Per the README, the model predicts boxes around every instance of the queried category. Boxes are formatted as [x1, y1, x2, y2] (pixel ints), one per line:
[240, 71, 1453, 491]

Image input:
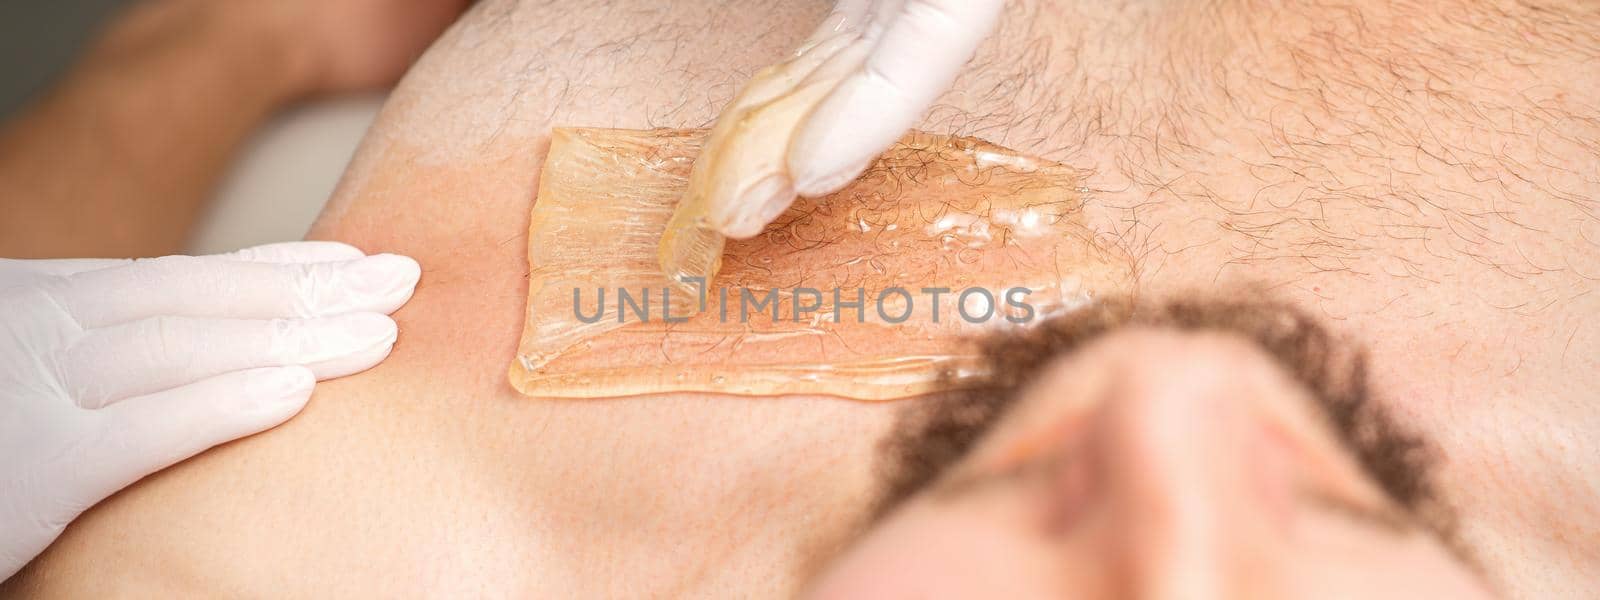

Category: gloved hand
[710, 0, 1005, 237]
[0, 241, 420, 579]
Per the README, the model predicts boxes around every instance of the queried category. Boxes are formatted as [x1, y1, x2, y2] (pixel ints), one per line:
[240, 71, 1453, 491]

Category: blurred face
[804, 299, 1494, 598]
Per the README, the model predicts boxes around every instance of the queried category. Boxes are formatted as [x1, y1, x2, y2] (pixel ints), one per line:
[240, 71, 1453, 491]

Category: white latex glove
[0, 241, 420, 579]
[712, 0, 1005, 237]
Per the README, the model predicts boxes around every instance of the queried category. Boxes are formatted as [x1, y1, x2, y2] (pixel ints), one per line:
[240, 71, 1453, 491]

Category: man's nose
[1072, 337, 1294, 599]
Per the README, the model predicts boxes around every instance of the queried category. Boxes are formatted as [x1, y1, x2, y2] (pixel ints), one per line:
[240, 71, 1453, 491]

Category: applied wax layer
[510, 128, 1133, 400]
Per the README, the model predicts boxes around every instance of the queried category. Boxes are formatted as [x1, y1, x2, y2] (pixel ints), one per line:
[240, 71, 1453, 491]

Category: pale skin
[5, 0, 1598, 597]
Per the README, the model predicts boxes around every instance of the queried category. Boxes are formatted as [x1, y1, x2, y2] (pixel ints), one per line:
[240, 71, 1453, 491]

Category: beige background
[1, 0, 380, 257]
[185, 98, 383, 255]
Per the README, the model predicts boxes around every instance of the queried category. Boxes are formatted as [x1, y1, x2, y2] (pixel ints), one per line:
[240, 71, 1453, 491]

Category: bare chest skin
[13, 1, 1596, 598]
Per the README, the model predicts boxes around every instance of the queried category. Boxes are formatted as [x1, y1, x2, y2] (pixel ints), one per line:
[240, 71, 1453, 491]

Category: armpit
[509, 128, 1134, 400]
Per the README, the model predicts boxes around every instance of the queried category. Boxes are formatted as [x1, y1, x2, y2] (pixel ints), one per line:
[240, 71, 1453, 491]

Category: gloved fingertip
[302, 313, 399, 380]
[344, 254, 422, 313]
[793, 158, 873, 198]
[789, 114, 877, 198]
[230, 241, 366, 264]
[720, 175, 797, 239]
[246, 366, 315, 411]
[344, 312, 400, 348]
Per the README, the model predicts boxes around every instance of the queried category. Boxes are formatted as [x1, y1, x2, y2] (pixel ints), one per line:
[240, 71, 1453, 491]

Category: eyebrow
[881, 332, 1319, 507]
[920, 435, 1420, 536]
[1301, 489, 1415, 535]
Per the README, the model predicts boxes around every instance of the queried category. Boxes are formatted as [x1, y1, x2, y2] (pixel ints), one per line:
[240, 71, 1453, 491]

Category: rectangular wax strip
[510, 128, 1133, 400]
